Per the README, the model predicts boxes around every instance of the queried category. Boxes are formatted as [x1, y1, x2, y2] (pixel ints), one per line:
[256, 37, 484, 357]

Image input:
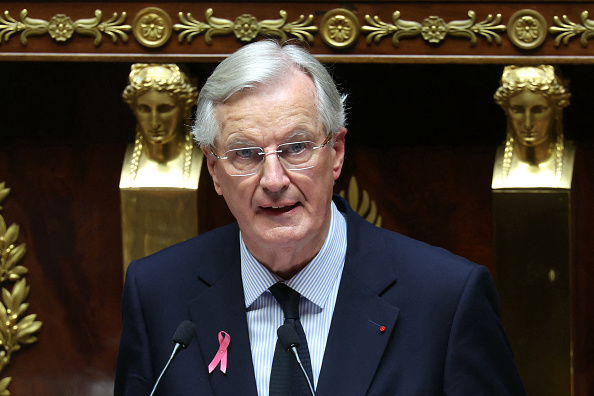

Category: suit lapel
[187, 230, 259, 396]
[316, 196, 400, 395]
[316, 272, 399, 395]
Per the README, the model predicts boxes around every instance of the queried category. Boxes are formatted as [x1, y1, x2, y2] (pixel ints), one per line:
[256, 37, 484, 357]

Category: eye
[137, 104, 150, 113]
[286, 142, 307, 154]
[531, 105, 548, 114]
[509, 106, 523, 114]
[235, 148, 257, 159]
[157, 104, 176, 113]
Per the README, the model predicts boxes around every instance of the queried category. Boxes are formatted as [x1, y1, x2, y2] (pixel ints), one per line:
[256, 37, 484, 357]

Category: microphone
[277, 324, 316, 396]
[149, 320, 197, 396]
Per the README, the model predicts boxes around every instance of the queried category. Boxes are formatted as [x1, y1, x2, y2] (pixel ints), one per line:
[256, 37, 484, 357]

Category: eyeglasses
[210, 135, 332, 177]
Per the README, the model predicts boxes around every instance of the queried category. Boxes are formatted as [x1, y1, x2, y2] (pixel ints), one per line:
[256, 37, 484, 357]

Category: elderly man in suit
[115, 40, 525, 396]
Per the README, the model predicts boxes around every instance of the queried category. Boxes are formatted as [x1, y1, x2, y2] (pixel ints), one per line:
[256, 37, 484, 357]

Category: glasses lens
[224, 147, 263, 175]
[217, 139, 327, 176]
[278, 141, 317, 169]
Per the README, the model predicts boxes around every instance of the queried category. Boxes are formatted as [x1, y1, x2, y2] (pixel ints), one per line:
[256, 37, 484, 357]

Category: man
[115, 40, 525, 395]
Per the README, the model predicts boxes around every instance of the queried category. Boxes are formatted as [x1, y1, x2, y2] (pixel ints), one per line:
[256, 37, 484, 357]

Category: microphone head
[277, 323, 300, 351]
[172, 320, 197, 349]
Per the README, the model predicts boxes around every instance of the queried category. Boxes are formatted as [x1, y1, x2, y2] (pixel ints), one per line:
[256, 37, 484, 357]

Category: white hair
[192, 40, 347, 146]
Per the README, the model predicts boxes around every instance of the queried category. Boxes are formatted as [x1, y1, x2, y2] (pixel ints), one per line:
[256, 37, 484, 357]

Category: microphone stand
[287, 345, 316, 396]
[149, 343, 183, 396]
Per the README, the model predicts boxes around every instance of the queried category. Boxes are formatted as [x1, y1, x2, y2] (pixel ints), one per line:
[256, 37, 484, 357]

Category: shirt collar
[241, 200, 347, 309]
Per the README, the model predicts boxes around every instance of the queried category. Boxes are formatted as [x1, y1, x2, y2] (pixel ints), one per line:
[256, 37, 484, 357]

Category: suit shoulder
[349, 217, 484, 295]
[125, 222, 239, 285]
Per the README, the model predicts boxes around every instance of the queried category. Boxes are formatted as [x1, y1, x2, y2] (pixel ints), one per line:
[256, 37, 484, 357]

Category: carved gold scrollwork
[0, 9, 130, 46]
[174, 9, 317, 45]
[320, 8, 360, 49]
[362, 10, 505, 47]
[132, 7, 172, 48]
[362, 12, 420, 47]
[0, 182, 42, 394]
[338, 176, 382, 228]
[550, 11, 594, 47]
[507, 9, 547, 50]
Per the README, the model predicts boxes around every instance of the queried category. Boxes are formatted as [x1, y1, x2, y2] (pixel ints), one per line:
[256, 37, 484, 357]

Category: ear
[201, 144, 223, 196]
[332, 128, 347, 181]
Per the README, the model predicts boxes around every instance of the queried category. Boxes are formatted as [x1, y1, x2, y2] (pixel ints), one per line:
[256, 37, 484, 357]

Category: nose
[524, 110, 534, 130]
[151, 110, 160, 129]
[259, 152, 290, 192]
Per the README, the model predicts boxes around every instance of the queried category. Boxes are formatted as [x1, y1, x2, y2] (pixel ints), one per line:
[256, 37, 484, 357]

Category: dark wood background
[1, 1, 594, 395]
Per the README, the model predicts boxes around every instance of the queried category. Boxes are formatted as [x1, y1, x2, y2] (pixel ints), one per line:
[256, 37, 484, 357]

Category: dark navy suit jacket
[115, 195, 525, 395]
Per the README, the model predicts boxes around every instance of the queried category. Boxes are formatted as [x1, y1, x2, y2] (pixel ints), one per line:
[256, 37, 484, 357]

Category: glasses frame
[210, 134, 333, 177]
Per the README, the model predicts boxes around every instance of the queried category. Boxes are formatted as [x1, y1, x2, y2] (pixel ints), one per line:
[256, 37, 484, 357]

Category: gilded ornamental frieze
[133, 7, 172, 48]
[2, 4, 594, 60]
[0, 9, 130, 46]
[362, 11, 506, 47]
[550, 11, 594, 48]
[320, 8, 360, 49]
[507, 9, 547, 50]
[174, 9, 317, 45]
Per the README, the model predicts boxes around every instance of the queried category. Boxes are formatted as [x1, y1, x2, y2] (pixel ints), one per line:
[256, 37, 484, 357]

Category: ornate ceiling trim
[1, 4, 594, 63]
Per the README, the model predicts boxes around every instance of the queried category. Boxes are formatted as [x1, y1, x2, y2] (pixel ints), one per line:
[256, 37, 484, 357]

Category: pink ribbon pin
[208, 331, 230, 374]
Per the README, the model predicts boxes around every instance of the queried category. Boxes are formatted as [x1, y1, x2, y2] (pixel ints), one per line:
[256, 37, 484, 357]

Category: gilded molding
[338, 176, 382, 228]
[362, 10, 505, 47]
[0, 182, 42, 394]
[132, 7, 172, 48]
[507, 9, 547, 50]
[0, 9, 130, 46]
[550, 11, 594, 48]
[174, 9, 317, 45]
[320, 8, 360, 49]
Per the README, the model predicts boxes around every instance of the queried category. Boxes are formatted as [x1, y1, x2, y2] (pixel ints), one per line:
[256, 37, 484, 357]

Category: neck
[514, 138, 554, 166]
[246, 217, 331, 280]
[262, 249, 318, 280]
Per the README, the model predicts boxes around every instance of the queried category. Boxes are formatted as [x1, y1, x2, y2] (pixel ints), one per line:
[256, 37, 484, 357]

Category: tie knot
[269, 282, 301, 320]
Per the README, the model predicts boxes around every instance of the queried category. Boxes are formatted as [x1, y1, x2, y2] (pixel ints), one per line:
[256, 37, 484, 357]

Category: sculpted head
[123, 64, 198, 146]
[494, 65, 570, 149]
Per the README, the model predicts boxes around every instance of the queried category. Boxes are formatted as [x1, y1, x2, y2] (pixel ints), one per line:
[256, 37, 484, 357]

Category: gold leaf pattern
[338, 176, 382, 228]
[0, 9, 130, 46]
[0, 183, 41, 393]
[174, 9, 316, 45]
[362, 10, 505, 47]
[550, 11, 594, 48]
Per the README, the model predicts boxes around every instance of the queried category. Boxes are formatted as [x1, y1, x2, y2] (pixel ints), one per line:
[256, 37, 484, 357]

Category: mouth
[260, 202, 300, 214]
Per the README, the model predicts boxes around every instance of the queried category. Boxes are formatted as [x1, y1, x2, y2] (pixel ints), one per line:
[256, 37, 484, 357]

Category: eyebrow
[282, 129, 316, 143]
[223, 136, 259, 150]
[221, 128, 319, 150]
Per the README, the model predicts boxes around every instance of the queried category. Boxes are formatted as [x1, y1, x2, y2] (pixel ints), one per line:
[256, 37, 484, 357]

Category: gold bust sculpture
[120, 63, 201, 188]
[492, 65, 575, 189]
[119, 64, 203, 273]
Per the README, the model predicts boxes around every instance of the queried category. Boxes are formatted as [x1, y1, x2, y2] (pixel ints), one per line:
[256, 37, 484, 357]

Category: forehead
[136, 90, 177, 105]
[509, 90, 549, 106]
[214, 70, 321, 146]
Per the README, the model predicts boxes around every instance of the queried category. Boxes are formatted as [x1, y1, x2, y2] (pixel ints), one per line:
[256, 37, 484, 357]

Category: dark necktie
[269, 282, 314, 396]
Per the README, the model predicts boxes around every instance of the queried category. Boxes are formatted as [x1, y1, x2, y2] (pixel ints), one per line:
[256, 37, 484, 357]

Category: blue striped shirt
[241, 201, 347, 396]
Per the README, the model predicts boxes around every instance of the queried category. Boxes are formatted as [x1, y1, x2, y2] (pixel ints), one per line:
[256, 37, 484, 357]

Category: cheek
[509, 114, 522, 127]
[535, 116, 551, 131]
[137, 114, 150, 128]
[164, 117, 177, 133]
